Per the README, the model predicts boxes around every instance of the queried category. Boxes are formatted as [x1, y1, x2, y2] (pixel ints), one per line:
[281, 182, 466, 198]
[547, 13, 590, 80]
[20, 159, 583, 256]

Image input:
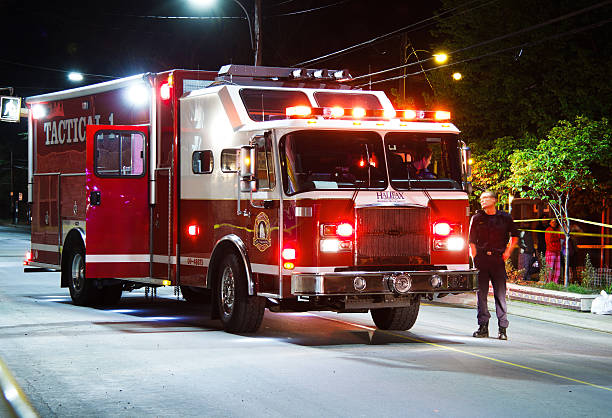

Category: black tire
[102, 282, 123, 306]
[217, 253, 265, 333]
[370, 297, 420, 330]
[180, 286, 211, 304]
[66, 242, 102, 306]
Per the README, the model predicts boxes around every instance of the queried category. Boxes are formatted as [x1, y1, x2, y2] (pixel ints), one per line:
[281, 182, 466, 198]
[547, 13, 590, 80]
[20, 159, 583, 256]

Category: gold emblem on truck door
[253, 212, 271, 251]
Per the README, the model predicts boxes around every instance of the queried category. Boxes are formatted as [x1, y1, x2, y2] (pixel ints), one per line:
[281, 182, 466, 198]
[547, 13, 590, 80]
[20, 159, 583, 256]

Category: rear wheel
[217, 253, 265, 333]
[370, 297, 420, 330]
[66, 243, 102, 306]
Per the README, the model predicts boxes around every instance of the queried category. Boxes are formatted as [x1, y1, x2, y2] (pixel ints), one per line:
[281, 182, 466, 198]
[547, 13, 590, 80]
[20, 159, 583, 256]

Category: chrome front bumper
[291, 269, 478, 296]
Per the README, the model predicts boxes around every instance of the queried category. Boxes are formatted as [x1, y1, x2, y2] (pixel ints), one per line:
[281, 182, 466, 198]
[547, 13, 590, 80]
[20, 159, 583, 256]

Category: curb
[504, 283, 597, 311]
[0, 357, 38, 418]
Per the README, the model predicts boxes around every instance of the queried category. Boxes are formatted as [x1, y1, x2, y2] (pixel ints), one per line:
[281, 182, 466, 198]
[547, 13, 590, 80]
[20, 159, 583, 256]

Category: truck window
[192, 150, 213, 174]
[221, 149, 238, 172]
[280, 130, 387, 195]
[255, 135, 275, 190]
[385, 133, 462, 190]
[313, 92, 382, 109]
[240, 88, 310, 121]
[94, 131, 145, 177]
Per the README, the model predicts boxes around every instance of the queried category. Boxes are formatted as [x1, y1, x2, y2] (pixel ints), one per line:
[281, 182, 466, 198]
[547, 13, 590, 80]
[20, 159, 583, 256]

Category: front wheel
[217, 253, 265, 333]
[370, 297, 420, 330]
[66, 243, 102, 306]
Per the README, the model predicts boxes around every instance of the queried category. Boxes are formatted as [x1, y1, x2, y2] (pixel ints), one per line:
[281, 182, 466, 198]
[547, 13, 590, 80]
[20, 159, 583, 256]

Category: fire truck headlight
[336, 223, 353, 237]
[430, 274, 443, 288]
[320, 239, 341, 252]
[433, 222, 451, 236]
[353, 277, 367, 291]
[389, 274, 412, 294]
[447, 237, 465, 251]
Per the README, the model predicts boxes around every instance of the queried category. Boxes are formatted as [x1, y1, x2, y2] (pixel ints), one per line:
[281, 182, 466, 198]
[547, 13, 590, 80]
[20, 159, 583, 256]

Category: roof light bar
[286, 106, 312, 117]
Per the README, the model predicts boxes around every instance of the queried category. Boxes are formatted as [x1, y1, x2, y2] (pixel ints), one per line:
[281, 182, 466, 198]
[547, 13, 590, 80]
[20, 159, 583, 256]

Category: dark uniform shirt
[469, 209, 519, 254]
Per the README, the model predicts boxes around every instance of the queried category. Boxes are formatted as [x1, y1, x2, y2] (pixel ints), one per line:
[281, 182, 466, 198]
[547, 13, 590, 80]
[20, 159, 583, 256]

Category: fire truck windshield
[385, 133, 463, 190]
[280, 131, 387, 195]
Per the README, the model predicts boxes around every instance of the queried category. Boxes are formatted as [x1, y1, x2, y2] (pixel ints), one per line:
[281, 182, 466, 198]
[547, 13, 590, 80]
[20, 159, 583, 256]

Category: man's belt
[478, 248, 503, 256]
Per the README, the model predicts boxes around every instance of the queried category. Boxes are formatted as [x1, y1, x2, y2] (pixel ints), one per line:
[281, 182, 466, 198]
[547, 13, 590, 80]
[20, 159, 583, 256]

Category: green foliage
[538, 252, 550, 283]
[471, 135, 538, 194]
[541, 282, 561, 291]
[566, 284, 594, 294]
[581, 253, 596, 288]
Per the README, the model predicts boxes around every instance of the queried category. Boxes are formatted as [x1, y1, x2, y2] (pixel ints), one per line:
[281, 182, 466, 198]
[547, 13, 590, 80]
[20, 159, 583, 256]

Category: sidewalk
[436, 291, 612, 334]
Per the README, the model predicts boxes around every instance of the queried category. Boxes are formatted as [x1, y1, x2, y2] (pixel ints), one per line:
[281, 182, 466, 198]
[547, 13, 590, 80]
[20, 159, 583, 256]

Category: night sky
[2, 0, 440, 98]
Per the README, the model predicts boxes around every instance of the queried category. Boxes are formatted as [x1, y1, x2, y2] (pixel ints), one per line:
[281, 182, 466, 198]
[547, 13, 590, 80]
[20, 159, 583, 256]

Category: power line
[350, 0, 612, 85]
[293, 0, 498, 67]
[268, 0, 350, 17]
[0, 58, 115, 80]
[355, 17, 612, 88]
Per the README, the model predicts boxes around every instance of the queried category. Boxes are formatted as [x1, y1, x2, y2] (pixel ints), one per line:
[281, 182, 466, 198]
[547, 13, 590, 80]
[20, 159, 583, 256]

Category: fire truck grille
[355, 206, 430, 265]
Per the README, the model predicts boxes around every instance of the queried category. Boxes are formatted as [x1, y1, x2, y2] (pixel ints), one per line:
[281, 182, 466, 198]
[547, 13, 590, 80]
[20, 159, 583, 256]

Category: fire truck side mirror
[460, 141, 473, 194]
[239, 146, 255, 179]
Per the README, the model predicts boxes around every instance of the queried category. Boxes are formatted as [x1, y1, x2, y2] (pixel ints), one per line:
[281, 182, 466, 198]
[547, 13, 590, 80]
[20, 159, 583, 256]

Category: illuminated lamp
[291, 68, 308, 78]
[127, 84, 149, 105]
[336, 223, 353, 237]
[383, 109, 396, 119]
[433, 222, 451, 236]
[333, 69, 350, 80]
[283, 262, 295, 270]
[286, 106, 312, 117]
[448, 237, 465, 251]
[403, 110, 417, 120]
[352, 107, 366, 118]
[329, 107, 344, 118]
[281, 247, 296, 261]
[23, 251, 32, 265]
[187, 224, 200, 236]
[313, 69, 328, 79]
[320, 238, 341, 253]
[358, 159, 366, 167]
[435, 111, 451, 121]
[160, 83, 171, 100]
[31, 104, 47, 119]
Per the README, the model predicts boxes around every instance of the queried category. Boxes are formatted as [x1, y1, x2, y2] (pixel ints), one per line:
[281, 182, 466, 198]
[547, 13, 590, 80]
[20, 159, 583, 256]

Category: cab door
[85, 125, 149, 278]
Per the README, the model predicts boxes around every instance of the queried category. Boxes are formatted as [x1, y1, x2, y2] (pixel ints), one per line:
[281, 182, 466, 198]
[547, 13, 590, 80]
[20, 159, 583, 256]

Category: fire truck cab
[25, 65, 477, 333]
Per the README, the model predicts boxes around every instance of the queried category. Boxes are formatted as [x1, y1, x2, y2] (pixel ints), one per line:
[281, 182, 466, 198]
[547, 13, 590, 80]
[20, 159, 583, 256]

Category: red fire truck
[24, 65, 477, 333]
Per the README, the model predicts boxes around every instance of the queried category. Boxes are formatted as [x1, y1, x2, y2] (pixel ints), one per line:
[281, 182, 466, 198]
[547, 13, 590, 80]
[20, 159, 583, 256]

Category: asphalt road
[1, 225, 611, 417]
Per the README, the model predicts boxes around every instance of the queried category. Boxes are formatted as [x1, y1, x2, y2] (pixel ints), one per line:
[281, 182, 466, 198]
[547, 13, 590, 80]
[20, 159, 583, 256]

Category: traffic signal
[0, 96, 21, 122]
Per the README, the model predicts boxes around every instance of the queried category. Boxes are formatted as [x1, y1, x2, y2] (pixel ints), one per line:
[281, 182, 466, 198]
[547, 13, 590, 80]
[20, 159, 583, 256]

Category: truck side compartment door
[85, 125, 149, 278]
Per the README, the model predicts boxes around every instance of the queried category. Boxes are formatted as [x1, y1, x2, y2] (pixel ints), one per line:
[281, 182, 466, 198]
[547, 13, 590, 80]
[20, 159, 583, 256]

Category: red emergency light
[160, 74, 174, 101]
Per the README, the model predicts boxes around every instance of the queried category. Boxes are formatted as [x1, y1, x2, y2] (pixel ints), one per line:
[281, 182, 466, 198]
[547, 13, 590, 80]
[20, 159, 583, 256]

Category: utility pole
[254, 0, 262, 65]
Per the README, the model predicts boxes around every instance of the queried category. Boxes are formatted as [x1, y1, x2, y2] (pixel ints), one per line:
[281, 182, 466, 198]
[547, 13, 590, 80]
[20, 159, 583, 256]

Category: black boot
[498, 327, 508, 340]
[472, 324, 488, 338]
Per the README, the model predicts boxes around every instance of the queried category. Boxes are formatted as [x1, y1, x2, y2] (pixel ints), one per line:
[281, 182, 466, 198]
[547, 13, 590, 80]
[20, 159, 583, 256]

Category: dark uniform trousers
[474, 252, 509, 328]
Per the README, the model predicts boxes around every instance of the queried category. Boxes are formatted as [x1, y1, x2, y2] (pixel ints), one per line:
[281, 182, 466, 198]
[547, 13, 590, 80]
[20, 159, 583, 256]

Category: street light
[402, 45, 448, 102]
[189, 0, 260, 65]
[68, 72, 84, 82]
[452, 72, 463, 81]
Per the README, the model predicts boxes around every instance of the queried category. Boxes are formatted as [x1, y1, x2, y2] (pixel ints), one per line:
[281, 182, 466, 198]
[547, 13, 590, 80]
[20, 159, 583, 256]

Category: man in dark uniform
[469, 191, 519, 340]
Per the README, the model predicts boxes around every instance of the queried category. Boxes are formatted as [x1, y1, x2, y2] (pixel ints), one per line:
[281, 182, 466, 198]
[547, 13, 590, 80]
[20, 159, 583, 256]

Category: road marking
[313, 314, 612, 393]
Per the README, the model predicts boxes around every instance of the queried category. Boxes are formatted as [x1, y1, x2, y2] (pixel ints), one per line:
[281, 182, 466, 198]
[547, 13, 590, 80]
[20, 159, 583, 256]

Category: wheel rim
[220, 265, 235, 316]
[71, 253, 85, 292]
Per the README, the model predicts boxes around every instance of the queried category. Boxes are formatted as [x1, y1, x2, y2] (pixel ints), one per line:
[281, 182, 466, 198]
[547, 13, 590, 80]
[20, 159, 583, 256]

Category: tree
[470, 135, 538, 201]
[427, 0, 612, 150]
[507, 116, 612, 286]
